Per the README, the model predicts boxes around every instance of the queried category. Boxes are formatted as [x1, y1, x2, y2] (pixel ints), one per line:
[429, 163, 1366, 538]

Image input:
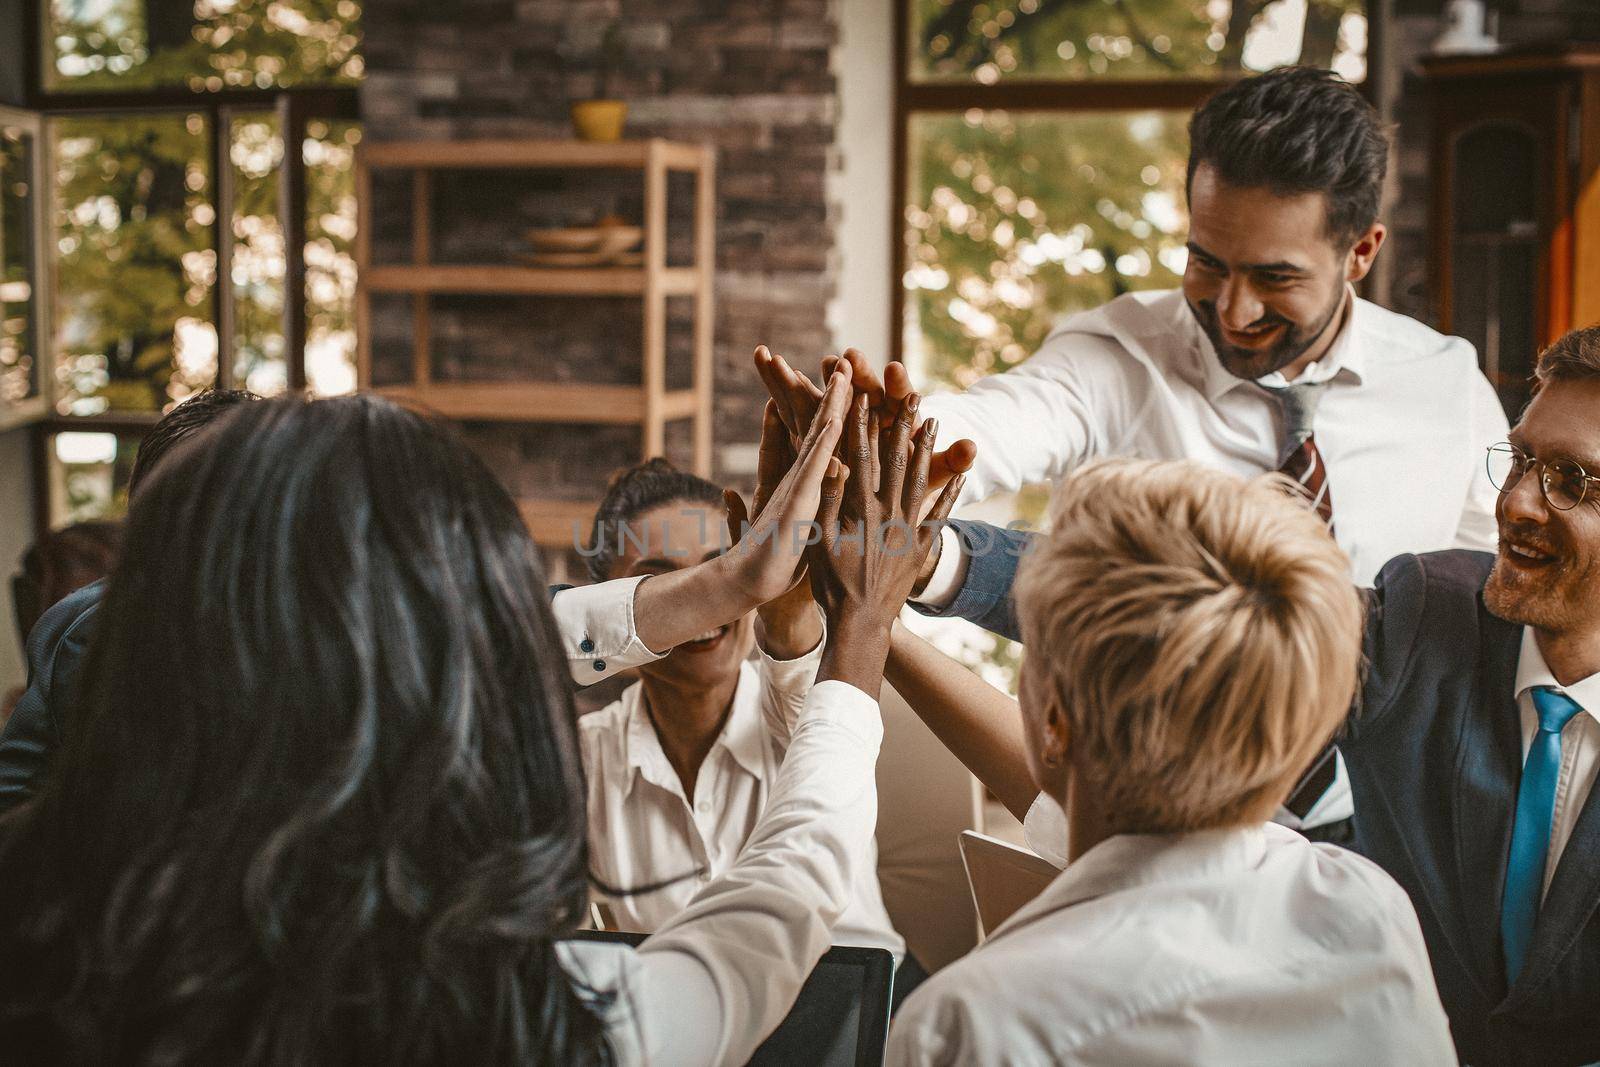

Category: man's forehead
[1515, 379, 1600, 468]
[1187, 165, 1333, 263]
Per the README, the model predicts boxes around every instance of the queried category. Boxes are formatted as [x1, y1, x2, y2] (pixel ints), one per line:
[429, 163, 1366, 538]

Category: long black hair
[0, 394, 610, 1065]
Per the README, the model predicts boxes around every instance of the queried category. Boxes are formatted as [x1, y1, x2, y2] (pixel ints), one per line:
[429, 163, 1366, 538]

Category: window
[44, 0, 362, 92]
[908, 0, 1366, 84]
[9, 0, 361, 531]
[894, 0, 1372, 684]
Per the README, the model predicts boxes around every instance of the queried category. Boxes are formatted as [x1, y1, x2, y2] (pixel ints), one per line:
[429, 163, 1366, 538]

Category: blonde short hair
[1016, 459, 1363, 835]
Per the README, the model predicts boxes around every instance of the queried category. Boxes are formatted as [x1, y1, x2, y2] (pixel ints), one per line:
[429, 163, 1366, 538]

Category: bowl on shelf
[521, 222, 643, 267]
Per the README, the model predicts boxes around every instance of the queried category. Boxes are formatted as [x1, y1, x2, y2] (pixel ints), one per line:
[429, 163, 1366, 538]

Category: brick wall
[361, 0, 841, 576]
[1383, 0, 1600, 324]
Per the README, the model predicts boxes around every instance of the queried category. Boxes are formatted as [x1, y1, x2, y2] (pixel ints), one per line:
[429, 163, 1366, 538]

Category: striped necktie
[1263, 380, 1335, 527]
[1501, 686, 1586, 983]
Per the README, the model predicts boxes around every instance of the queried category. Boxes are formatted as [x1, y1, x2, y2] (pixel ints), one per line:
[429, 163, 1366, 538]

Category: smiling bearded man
[808, 66, 1509, 846]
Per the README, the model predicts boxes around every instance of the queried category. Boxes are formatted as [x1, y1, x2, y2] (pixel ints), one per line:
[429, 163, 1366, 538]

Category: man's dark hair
[1187, 66, 1389, 247]
[127, 388, 259, 496]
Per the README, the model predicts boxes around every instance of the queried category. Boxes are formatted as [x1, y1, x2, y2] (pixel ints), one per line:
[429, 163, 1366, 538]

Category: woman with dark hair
[578, 415, 903, 962]
[0, 380, 955, 1064]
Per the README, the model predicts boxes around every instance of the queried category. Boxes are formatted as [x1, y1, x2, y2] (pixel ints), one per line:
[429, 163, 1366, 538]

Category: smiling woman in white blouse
[576, 449, 904, 965]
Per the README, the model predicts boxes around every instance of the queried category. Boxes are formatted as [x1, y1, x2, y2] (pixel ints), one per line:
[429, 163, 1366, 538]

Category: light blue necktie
[1501, 686, 1585, 983]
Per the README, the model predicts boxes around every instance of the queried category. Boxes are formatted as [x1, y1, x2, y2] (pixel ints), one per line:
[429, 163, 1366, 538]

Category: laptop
[958, 829, 1060, 939]
[565, 930, 894, 1066]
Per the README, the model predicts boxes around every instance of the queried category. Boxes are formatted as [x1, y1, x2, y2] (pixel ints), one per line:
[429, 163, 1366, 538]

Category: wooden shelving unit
[355, 138, 716, 547]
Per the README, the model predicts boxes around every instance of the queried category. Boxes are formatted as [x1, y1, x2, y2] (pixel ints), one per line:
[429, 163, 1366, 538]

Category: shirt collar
[1513, 628, 1600, 726]
[993, 822, 1275, 940]
[1194, 284, 1365, 403]
[619, 660, 769, 798]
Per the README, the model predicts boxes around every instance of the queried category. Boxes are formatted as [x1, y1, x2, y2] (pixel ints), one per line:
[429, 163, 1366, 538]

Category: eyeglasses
[1486, 442, 1600, 512]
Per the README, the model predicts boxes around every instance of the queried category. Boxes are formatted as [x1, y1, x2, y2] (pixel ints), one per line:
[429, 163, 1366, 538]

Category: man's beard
[1190, 286, 1345, 382]
[1484, 522, 1593, 633]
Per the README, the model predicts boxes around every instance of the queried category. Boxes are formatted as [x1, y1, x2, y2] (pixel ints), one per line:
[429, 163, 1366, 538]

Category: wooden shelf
[519, 498, 596, 548]
[364, 264, 701, 297]
[361, 138, 709, 172]
[375, 382, 700, 423]
[355, 136, 717, 506]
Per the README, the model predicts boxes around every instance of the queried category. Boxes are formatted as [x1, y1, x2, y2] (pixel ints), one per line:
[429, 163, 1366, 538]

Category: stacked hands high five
[729, 350, 965, 697]
[631, 349, 966, 694]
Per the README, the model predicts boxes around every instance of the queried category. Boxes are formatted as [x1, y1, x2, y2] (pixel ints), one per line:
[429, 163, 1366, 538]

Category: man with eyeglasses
[1288, 326, 1600, 1064]
[862, 324, 1600, 1064]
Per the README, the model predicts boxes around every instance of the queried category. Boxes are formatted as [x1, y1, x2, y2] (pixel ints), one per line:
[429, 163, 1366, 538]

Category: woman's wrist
[756, 600, 823, 660]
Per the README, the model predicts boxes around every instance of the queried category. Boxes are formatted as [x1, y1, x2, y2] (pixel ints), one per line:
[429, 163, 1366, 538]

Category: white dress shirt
[920, 287, 1506, 586]
[560, 679, 885, 1065]
[1514, 629, 1600, 899]
[888, 821, 1455, 1066]
[581, 650, 904, 957]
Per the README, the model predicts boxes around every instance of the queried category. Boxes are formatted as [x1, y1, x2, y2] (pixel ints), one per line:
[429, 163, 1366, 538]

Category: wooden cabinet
[1425, 45, 1600, 418]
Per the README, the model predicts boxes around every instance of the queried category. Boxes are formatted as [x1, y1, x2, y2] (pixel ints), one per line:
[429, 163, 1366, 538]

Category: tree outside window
[16, 0, 361, 526]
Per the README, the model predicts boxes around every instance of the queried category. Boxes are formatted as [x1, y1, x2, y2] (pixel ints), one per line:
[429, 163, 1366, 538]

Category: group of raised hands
[633, 347, 975, 697]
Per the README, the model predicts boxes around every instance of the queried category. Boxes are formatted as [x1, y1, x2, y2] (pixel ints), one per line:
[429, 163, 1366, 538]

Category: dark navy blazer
[915, 522, 1600, 1066]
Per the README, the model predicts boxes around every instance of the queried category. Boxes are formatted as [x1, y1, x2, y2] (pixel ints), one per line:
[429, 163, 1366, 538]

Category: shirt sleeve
[549, 576, 667, 685]
[560, 680, 883, 1065]
[755, 616, 825, 754]
[0, 584, 103, 814]
[1452, 360, 1509, 553]
[920, 330, 1140, 506]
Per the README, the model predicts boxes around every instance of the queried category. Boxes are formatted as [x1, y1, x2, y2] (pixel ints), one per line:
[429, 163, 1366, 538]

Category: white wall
[830, 0, 894, 368]
[0, 426, 34, 693]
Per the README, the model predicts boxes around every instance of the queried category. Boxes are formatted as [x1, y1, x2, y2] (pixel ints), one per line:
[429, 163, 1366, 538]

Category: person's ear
[1345, 222, 1387, 283]
[1036, 692, 1072, 796]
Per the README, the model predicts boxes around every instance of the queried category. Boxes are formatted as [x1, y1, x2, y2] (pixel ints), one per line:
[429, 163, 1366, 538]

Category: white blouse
[581, 650, 903, 957]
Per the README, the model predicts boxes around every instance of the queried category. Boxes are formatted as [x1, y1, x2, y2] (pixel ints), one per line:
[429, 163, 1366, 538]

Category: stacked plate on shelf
[518, 219, 644, 267]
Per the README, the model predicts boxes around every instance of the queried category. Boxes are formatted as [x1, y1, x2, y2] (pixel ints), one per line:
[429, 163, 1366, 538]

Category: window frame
[13, 0, 360, 537]
[888, 2, 1384, 365]
[0, 104, 50, 435]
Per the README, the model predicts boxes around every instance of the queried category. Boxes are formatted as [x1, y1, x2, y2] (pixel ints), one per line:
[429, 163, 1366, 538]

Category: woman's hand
[726, 401, 824, 660]
[632, 369, 850, 655]
[808, 391, 963, 697]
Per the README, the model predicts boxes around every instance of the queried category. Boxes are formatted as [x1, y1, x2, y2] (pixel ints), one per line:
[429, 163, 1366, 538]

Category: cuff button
[593, 660, 606, 672]
[579, 637, 596, 653]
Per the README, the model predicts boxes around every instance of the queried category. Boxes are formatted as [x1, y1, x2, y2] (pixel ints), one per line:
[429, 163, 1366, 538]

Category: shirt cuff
[798, 680, 884, 750]
[1021, 791, 1069, 870]
[1271, 751, 1354, 831]
[910, 524, 969, 610]
[550, 576, 667, 685]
